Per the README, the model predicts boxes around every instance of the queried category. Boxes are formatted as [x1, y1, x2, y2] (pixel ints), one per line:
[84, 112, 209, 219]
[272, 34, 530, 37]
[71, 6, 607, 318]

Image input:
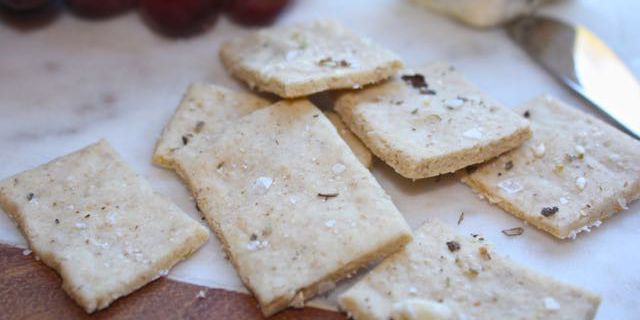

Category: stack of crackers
[1, 19, 638, 319]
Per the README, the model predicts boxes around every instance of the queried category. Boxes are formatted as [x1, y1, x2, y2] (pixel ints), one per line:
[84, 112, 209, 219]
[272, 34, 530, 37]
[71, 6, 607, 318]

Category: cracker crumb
[543, 296, 560, 311]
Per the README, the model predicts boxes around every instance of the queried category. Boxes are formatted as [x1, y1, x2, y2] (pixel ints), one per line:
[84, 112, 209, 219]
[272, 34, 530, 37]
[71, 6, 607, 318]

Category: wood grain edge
[0, 244, 346, 320]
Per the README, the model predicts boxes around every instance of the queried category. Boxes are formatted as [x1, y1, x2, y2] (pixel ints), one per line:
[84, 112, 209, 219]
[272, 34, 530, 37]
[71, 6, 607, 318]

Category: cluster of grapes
[1, 0, 291, 36]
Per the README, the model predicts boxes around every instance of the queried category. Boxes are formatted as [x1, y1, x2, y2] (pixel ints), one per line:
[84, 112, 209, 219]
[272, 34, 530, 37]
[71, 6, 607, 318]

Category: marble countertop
[1, 0, 638, 318]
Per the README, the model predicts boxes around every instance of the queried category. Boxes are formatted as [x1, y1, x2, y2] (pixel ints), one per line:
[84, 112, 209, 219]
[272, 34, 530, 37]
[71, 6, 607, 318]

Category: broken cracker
[153, 83, 270, 168]
[325, 111, 374, 168]
[335, 62, 531, 179]
[462, 96, 640, 239]
[220, 19, 403, 98]
[339, 219, 600, 320]
[0, 140, 209, 313]
[174, 99, 412, 316]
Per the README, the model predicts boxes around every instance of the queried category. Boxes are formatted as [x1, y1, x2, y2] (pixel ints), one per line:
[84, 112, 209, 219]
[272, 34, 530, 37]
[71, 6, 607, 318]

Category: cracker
[219, 19, 403, 98]
[339, 219, 601, 320]
[153, 83, 270, 168]
[325, 111, 374, 168]
[411, 0, 555, 28]
[462, 96, 640, 239]
[174, 99, 412, 316]
[335, 62, 531, 179]
[0, 140, 209, 313]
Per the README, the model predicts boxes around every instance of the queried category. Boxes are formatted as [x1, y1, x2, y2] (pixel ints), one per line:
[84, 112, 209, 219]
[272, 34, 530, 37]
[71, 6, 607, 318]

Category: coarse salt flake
[253, 176, 273, 194]
[532, 143, 546, 157]
[332, 163, 346, 174]
[575, 177, 586, 191]
[247, 240, 269, 251]
[325, 219, 337, 228]
[543, 297, 560, 311]
[445, 98, 465, 109]
[497, 180, 523, 194]
[463, 128, 483, 139]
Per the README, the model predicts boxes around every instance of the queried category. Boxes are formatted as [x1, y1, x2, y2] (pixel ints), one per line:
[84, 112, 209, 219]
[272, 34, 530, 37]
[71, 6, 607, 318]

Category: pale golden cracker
[175, 100, 412, 316]
[340, 219, 600, 320]
[335, 62, 531, 179]
[462, 96, 640, 239]
[220, 20, 403, 98]
[0, 140, 209, 313]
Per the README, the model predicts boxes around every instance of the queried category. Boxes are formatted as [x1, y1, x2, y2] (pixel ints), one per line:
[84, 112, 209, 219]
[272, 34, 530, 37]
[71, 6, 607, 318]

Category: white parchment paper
[0, 0, 638, 318]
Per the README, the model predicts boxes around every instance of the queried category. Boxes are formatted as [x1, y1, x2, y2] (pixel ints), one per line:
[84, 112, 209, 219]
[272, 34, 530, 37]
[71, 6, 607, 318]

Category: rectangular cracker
[0, 140, 209, 313]
[325, 111, 374, 168]
[219, 19, 403, 98]
[462, 96, 640, 239]
[335, 62, 531, 179]
[339, 219, 600, 320]
[153, 83, 270, 168]
[411, 0, 555, 28]
[174, 99, 412, 316]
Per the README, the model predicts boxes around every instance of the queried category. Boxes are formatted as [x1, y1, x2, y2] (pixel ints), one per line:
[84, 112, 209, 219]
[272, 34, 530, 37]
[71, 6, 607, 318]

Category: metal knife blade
[508, 16, 640, 139]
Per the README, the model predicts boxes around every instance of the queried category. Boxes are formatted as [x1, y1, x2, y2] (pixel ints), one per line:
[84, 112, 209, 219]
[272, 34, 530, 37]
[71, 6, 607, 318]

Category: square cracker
[0, 140, 209, 313]
[174, 99, 412, 316]
[335, 62, 531, 179]
[325, 111, 374, 168]
[339, 219, 600, 320]
[153, 83, 270, 169]
[219, 19, 403, 98]
[462, 96, 640, 239]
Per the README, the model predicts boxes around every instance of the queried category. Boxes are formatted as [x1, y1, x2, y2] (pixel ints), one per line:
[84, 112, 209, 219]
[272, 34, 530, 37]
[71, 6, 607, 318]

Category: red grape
[1, 0, 50, 11]
[227, 0, 290, 26]
[66, 0, 136, 17]
[140, 0, 218, 36]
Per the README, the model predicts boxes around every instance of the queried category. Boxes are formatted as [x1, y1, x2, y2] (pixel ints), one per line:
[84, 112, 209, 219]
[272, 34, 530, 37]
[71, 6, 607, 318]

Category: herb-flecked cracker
[335, 62, 531, 179]
[462, 96, 640, 239]
[219, 20, 403, 98]
[175, 100, 412, 316]
[0, 140, 209, 313]
[339, 219, 600, 320]
[325, 111, 374, 168]
[153, 83, 270, 169]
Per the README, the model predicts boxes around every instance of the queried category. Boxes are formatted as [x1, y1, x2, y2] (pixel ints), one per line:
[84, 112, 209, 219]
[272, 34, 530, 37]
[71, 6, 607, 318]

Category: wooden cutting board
[0, 244, 345, 319]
